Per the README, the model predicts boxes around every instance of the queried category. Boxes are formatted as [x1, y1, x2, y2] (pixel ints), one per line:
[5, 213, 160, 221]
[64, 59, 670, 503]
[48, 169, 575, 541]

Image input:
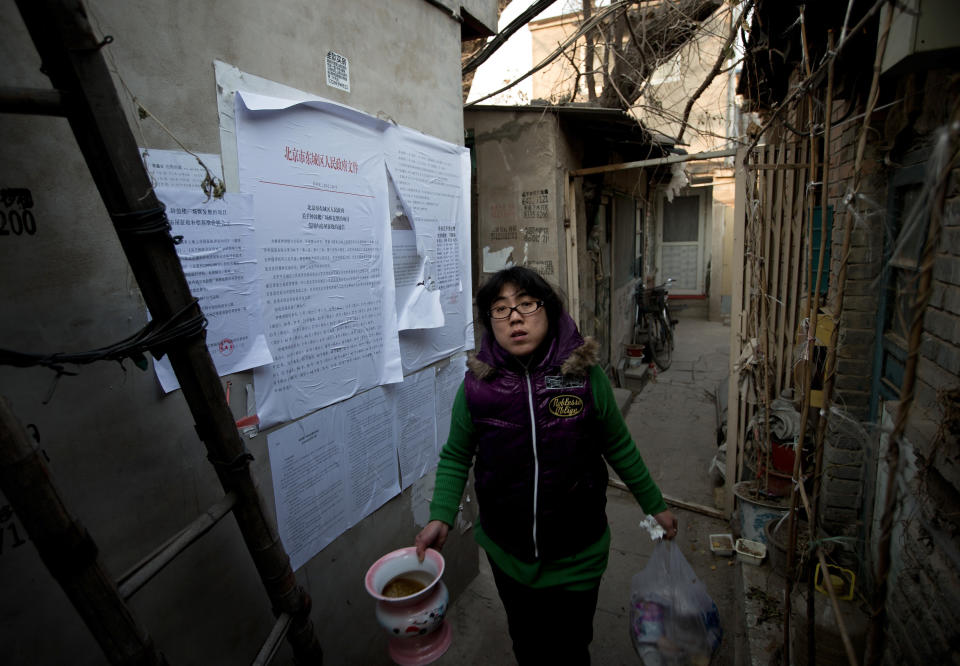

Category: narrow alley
[3, 1, 958, 664]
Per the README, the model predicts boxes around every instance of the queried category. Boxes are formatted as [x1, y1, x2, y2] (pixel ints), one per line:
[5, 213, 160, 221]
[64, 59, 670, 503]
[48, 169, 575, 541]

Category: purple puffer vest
[464, 313, 608, 562]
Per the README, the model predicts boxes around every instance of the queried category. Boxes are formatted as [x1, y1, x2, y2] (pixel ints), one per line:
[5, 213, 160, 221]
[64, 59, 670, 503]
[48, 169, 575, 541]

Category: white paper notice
[325, 51, 350, 93]
[141, 148, 223, 191]
[435, 354, 467, 451]
[385, 127, 474, 371]
[151, 188, 272, 392]
[267, 408, 349, 571]
[235, 91, 403, 428]
[388, 174, 444, 331]
[386, 368, 438, 490]
[341, 387, 400, 521]
[268, 386, 400, 571]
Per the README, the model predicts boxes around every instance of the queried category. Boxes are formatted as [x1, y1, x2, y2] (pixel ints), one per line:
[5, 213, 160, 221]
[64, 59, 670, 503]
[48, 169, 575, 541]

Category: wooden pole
[13, 1, 322, 661]
[724, 148, 749, 514]
[783, 9, 822, 661]
[796, 480, 859, 666]
[0, 397, 168, 666]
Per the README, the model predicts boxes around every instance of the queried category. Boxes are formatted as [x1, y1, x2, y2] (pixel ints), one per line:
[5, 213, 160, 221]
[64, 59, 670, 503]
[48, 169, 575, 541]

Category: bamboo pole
[117, 493, 238, 600]
[0, 397, 168, 666]
[761, 144, 775, 496]
[796, 480, 859, 666]
[783, 9, 823, 662]
[805, 30, 836, 666]
[724, 149, 749, 514]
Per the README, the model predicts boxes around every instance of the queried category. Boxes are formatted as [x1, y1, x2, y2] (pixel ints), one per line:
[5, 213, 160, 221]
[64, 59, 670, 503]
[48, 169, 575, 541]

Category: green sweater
[429, 365, 667, 590]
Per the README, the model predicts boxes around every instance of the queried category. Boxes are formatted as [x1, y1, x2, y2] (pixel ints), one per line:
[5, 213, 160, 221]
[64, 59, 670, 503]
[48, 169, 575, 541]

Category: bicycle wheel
[650, 313, 672, 371]
[642, 312, 661, 366]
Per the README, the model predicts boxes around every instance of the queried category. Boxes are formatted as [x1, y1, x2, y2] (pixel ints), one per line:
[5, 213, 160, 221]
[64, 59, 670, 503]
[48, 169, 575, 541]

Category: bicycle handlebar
[636, 277, 675, 295]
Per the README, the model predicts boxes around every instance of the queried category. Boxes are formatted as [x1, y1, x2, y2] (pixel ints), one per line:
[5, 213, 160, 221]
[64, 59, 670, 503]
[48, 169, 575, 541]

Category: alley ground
[371, 315, 741, 665]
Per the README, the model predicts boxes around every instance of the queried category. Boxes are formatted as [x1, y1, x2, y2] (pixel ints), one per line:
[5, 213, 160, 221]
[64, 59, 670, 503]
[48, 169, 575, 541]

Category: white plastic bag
[629, 540, 722, 665]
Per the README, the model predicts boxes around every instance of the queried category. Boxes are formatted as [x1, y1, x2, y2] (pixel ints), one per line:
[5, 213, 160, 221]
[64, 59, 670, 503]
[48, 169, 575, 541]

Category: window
[811, 206, 833, 295]
[871, 163, 928, 419]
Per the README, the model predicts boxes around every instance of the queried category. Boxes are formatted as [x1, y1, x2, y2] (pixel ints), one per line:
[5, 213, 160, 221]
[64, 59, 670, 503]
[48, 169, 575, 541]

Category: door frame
[656, 188, 708, 295]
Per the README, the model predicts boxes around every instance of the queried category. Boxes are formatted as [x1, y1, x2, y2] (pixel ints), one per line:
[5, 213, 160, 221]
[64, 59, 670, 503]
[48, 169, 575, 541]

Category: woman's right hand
[415, 520, 450, 562]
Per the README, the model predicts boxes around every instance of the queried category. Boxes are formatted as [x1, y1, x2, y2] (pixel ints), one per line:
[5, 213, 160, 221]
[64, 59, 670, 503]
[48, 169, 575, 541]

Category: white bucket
[733, 480, 788, 544]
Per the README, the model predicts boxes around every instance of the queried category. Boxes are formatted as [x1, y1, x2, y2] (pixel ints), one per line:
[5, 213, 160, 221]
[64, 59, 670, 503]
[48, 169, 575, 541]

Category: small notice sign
[325, 51, 350, 92]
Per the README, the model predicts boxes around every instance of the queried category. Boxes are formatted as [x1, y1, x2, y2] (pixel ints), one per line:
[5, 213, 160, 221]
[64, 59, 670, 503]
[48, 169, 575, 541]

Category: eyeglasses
[489, 300, 544, 320]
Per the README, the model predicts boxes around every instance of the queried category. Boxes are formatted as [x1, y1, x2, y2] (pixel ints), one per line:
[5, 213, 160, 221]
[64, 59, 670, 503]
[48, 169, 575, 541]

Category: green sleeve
[429, 382, 476, 526]
[590, 365, 668, 516]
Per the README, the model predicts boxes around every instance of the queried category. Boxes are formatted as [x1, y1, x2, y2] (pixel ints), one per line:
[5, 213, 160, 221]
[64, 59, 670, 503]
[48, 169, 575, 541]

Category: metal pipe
[118, 492, 238, 599]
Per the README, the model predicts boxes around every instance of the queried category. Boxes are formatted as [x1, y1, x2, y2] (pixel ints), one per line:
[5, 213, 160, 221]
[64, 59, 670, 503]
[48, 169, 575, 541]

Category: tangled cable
[0, 299, 207, 377]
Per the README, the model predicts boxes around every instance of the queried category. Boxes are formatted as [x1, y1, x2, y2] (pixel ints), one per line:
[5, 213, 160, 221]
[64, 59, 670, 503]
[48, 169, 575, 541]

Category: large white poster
[236, 91, 403, 428]
[267, 406, 347, 571]
[387, 127, 475, 373]
[151, 187, 272, 392]
[385, 367, 438, 490]
[268, 387, 401, 571]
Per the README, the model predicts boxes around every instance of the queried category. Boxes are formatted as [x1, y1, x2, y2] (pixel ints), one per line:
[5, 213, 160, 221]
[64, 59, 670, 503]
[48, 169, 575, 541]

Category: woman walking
[416, 266, 677, 664]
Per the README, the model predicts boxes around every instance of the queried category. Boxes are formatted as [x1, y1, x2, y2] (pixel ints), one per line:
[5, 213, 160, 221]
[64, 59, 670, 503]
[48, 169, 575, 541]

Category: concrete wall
[466, 108, 654, 371]
[0, 1, 494, 663]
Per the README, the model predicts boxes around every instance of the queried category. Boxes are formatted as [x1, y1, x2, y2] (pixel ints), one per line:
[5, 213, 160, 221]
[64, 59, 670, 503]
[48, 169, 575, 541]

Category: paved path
[626, 317, 731, 510]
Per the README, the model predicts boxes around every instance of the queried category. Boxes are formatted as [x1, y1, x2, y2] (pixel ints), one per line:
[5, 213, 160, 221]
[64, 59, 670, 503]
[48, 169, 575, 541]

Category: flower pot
[733, 480, 788, 544]
[764, 516, 810, 579]
[364, 547, 451, 665]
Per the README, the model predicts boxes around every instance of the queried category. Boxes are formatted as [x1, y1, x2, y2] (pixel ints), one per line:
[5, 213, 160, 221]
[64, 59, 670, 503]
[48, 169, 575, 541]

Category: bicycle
[633, 278, 676, 371]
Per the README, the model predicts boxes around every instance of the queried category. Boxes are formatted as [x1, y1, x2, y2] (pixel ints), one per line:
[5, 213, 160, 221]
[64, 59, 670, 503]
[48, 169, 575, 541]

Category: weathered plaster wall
[0, 1, 491, 663]
[466, 109, 565, 288]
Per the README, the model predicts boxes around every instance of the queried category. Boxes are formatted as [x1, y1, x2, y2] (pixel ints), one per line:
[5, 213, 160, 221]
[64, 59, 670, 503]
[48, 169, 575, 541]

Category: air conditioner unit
[880, 0, 960, 75]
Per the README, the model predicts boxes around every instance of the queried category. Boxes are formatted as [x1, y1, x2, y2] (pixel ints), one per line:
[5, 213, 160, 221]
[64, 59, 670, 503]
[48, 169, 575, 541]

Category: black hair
[476, 266, 565, 333]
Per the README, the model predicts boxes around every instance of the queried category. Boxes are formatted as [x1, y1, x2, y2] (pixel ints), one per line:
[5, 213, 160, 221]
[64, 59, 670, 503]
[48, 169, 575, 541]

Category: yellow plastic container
[814, 563, 855, 601]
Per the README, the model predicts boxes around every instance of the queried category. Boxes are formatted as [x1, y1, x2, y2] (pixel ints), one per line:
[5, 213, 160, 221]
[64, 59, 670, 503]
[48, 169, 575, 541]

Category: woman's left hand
[653, 509, 678, 539]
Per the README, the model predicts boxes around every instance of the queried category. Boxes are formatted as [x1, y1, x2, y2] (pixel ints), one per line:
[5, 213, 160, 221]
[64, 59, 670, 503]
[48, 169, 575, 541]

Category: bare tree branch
[466, 1, 629, 107]
[598, 0, 722, 108]
[675, 0, 753, 145]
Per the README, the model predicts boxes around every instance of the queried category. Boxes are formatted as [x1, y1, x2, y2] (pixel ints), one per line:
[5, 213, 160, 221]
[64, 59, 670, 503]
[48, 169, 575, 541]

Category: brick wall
[810, 67, 960, 662]
[869, 69, 960, 663]
[826, 97, 886, 423]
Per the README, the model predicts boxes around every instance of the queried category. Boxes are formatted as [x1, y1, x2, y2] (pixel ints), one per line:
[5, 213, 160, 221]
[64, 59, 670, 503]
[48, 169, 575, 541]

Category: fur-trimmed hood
[467, 313, 598, 380]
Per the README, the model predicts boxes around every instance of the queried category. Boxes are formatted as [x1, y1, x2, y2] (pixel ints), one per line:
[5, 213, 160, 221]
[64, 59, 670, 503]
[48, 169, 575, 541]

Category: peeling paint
[482, 245, 515, 272]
